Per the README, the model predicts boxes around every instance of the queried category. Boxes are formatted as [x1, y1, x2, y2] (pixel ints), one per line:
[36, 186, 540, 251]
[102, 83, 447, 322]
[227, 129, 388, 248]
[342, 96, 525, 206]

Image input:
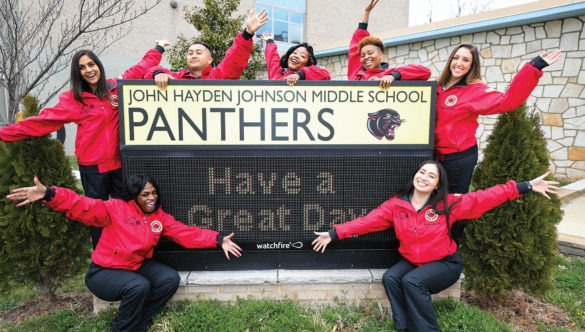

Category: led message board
[118, 80, 436, 270]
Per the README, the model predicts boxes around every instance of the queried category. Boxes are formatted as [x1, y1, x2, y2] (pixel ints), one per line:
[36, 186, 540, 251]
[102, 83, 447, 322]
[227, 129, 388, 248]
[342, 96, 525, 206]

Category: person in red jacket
[435, 44, 562, 241]
[349, 0, 431, 88]
[312, 160, 558, 332]
[260, 31, 330, 86]
[146, 9, 268, 90]
[0, 41, 169, 248]
[8, 174, 242, 332]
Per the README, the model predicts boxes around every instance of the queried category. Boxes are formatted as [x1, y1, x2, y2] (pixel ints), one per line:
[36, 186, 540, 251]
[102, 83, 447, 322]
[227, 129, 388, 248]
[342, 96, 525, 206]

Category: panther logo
[367, 109, 403, 141]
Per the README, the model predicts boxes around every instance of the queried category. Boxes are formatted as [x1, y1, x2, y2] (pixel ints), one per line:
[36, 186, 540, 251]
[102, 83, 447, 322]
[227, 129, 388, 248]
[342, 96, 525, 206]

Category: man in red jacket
[145, 9, 268, 90]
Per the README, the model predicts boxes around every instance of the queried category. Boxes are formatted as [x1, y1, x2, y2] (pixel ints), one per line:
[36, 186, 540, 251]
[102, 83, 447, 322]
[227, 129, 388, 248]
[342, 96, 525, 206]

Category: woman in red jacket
[0, 42, 169, 248]
[435, 44, 561, 240]
[9, 174, 242, 332]
[312, 160, 558, 332]
[260, 31, 330, 86]
[349, 0, 431, 88]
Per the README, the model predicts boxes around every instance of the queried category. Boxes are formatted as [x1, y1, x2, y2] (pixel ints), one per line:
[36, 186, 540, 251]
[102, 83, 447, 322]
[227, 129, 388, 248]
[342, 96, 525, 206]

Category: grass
[3, 255, 583, 331]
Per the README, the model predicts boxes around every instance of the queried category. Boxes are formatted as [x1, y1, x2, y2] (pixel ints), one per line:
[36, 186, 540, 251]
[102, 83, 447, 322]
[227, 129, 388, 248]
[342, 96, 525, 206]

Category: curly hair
[358, 36, 384, 53]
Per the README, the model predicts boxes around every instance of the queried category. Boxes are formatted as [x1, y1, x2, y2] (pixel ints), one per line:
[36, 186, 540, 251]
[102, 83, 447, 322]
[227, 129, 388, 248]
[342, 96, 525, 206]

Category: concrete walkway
[558, 179, 585, 257]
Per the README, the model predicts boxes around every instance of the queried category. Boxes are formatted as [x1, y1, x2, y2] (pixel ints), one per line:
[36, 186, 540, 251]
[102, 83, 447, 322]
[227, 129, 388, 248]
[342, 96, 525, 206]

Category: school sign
[118, 80, 435, 270]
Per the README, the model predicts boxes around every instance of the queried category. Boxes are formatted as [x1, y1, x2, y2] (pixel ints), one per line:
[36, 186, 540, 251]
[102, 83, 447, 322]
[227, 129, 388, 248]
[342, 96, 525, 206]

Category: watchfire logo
[256, 241, 304, 250]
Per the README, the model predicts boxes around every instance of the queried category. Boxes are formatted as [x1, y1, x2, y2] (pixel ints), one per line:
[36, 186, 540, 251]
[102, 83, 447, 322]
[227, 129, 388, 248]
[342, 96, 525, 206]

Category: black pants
[85, 260, 180, 332]
[440, 145, 478, 242]
[381, 253, 463, 332]
[79, 166, 125, 248]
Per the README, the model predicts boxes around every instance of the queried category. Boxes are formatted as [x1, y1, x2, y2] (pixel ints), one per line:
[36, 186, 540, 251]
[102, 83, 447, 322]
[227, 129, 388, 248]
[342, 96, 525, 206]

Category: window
[256, 0, 306, 45]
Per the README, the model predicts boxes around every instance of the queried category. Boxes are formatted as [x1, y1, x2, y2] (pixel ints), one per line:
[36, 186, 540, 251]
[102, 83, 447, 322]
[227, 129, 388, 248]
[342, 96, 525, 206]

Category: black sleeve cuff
[391, 71, 401, 80]
[295, 71, 306, 80]
[517, 181, 532, 195]
[358, 22, 368, 30]
[530, 56, 549, 71]
[242, 29, 254, 40]
[43, 187, 56, 202]
[154, 45, 165, 54]
[266, 39, 275, 44]
[216, 235, 224, 248]
[328, 229, 339, 241]
[153, 70, 164, 78]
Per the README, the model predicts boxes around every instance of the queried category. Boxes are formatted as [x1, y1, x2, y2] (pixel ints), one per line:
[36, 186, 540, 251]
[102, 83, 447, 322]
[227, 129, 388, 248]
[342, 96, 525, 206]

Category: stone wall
[300, 15, 585, 180]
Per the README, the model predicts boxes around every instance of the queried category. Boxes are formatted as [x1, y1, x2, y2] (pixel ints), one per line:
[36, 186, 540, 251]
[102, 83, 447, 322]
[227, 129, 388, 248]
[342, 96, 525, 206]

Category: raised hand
[362, 0, 380, 22]
[245, 8, 269, 34]
[540, 50, 562, 66]
[156, 40, 171, 48]
[261, 31, 274, 43]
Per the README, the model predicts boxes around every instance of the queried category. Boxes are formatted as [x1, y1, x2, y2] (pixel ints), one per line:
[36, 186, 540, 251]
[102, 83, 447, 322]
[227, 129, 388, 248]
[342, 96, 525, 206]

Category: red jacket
[0, 47, 164, 173]
[434, 61, 544, 156]
[46, 187, 220, 271]
[333, 180, 521, 266]
[145, 32, 252, 80]
[348, 24, 431, 81]
[264, 42, 330, 80]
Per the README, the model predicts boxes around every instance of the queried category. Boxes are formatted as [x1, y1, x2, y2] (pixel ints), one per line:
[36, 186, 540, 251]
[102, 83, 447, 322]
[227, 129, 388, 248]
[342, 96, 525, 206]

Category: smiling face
[360, 44, 384, 70]
[449, 47, 473, 82]
[136, 182, 158, 214]
[287, 46, 310, 72]
[78, 55, 101, 92]
[413, 163, 440, 195]
[187, 44, 213, 74]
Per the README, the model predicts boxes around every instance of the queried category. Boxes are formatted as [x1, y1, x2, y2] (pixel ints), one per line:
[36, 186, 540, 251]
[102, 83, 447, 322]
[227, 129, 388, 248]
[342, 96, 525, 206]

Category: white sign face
[119, 81, 434, 147]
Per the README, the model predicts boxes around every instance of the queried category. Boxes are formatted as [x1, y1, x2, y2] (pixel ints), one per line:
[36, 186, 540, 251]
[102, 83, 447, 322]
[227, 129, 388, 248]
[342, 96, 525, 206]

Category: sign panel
[118, 80, 436, 270]
[121, 81, 433, 148]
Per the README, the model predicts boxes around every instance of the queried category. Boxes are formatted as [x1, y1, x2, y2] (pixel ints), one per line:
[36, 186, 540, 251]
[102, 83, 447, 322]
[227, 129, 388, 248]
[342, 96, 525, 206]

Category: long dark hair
[280, 43, 317, 69]
[70, 49, 109, 105]
[123, 174, 162, 211]
[396, 160, 455, 240]
[436, 44, 482, 87]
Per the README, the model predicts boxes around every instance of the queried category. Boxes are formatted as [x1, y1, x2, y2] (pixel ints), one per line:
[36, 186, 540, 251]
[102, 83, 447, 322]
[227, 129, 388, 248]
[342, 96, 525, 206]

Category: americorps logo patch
[150, 220, 163, 233]
[425, 209, 439, 222]
[445, 95, 457, 106]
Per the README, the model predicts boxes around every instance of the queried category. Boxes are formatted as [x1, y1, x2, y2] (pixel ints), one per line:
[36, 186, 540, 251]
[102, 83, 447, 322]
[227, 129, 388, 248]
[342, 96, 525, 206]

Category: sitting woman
[261, 31, 331, 86]
[311, 160, 558, 332]
[8, 174, 242, 332]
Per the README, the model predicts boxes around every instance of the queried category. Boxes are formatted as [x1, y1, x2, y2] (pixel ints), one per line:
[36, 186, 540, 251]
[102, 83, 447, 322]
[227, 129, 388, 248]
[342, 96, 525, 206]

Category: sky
[408, 0, 538, 26]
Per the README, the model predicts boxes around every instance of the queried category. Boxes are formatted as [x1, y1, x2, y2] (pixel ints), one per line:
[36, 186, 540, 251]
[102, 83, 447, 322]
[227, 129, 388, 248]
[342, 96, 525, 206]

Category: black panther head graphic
[367, 108, 402, 141]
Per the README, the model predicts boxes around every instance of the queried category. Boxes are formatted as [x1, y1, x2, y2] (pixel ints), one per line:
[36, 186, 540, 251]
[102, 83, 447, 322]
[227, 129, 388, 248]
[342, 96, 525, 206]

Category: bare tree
[422, 0, 494, 24]
[0, 0, 162, 125]
[451, 0, 494, 17]
[425, 0, 434, 23]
